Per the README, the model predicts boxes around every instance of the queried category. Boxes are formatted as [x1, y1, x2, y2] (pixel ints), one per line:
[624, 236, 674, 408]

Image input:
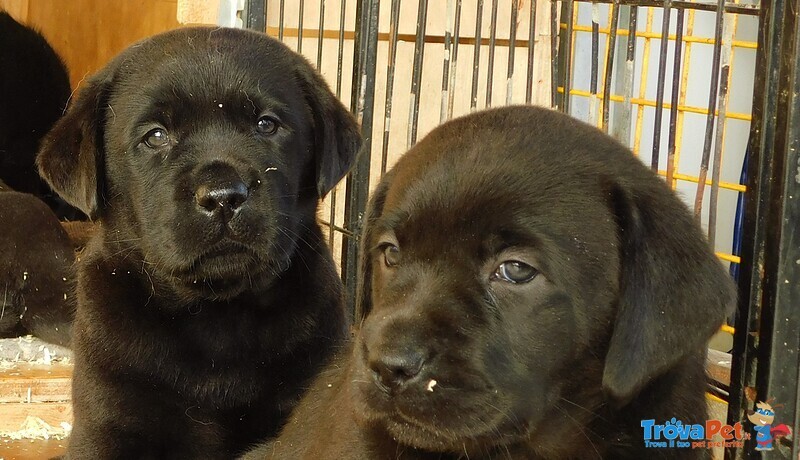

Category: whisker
[558, 397, 610, 423]
[553, 403, 603, 459]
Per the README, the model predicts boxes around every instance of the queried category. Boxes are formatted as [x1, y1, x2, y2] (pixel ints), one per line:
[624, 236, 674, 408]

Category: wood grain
[0, 402, 72, 432]
[0, 362, 72, 404]
[0, 0, 29, 21]
[0, 437, 68, 460]
[2, 0, 182, 88]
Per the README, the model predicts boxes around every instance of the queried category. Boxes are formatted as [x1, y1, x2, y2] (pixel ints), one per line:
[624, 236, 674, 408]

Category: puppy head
[38, 28, 361, 301]
[350, 106, 734, 453]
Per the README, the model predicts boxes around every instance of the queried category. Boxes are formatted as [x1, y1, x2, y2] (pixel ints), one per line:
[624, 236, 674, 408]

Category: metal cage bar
[728, 0, 800, 456]
[650, 0, 672, 171]
[601, 1, 619, 132]
[343, 0, 379, 318]
[665, 9, 683, 186]
[407, 0, 429, 147]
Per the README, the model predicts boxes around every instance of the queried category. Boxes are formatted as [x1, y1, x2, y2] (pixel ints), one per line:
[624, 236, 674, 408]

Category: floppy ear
[295, 64, 363, 197]
[36, 75, 111, 219]
[602, 180, 736, 405]
[354, 171, 395, 322]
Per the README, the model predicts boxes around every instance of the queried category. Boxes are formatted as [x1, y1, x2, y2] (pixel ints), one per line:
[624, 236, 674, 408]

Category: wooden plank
[0, 361, 73, 457]
[0, 437, 67, 460]
[25, 0, 182, 88]
[0, 402, 72, 432]
[706, 349, 732, 386]
[0, 0, 29, 21]
[177, 0, 221, 25]
[0, 363, 72, 404]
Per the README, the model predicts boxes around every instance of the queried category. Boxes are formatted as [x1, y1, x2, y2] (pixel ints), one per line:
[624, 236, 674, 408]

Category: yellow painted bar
[563, 23, 758, 49]
[556, 87, 753, 121]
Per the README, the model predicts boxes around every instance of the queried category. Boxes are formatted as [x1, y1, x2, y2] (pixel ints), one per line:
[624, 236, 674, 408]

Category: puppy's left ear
[296, 65, 363, 197]
[602, 179, 736, 405]
[37, 74, 111, 219]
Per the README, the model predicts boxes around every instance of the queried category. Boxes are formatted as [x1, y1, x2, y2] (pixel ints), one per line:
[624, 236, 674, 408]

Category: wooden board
[0, 437, 67, 460]
[0, 0, 28, 21]
[706, 349, 732, 386]
[1, 0, 182, 88]
[0, 402, 72, 432]
[0, 363, 72, 404]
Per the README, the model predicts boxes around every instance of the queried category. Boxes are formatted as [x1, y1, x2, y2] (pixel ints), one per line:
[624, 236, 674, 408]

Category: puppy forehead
[108, 28, 303, 119]
[377, 117, 623, 270]
[382, 155, 593, 239]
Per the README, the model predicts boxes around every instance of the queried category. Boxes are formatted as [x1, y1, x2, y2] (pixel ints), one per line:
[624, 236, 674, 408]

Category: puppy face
[350, 107, 734, 453]
[38, 28, 360, 302]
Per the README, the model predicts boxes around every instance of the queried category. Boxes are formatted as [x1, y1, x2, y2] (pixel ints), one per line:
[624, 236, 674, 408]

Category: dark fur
[0, 182, 85, 346]
[37, 27, 361, 458]
[0, 11, 83, 220]
[244, 106, 735, 459]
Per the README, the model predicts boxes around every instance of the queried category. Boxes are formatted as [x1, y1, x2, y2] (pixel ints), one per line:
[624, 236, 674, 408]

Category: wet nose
[369, 349, 427, 393]
[195, 180, 249, 216]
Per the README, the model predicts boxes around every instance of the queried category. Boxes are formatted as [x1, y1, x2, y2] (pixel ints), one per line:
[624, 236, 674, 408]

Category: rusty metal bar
[507, 0, 519, 105]
[551, 0, 559, 108]
[447, 0, 463, 118]
[407, 0, 429, 148]
[298, 0, 305, 53]
[485, 0, 499, 107]
[666, 9, 684, 186]
[316, 0, 325, 68]
[381, 0, 402, 173]
[693, 0, 727, 219]
[472, 0, 485, 110]
[708, 14, 734, 247]
[279, 0, 285, 40]
[650, 0, 672, 170]
[441, 0, 455, 122]
[590, 3, 600, 123]
[601, 1, 619, 132]
[526, 0, 538, 104]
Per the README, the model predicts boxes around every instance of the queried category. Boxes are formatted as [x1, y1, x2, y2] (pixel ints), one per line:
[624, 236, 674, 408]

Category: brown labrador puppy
[244, 106, 735, 459]
[37, 27, 361, 458]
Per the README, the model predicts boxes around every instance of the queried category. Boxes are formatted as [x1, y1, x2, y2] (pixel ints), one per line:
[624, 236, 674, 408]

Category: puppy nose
[195, 180, 249, 214]
[369, 349, 426, 393]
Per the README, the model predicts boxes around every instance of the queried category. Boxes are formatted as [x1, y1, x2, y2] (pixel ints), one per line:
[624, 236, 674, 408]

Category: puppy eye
[493, 261, 538, 284]
[382, 244, 401, 267]
[256, 116, 280, 135]
[144, 128, 170, 148]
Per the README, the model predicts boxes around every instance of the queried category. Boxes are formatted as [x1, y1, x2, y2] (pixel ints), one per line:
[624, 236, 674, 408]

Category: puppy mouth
[376, 396, 525, 453]
[195, 241, 255, 265]
[170, 241, 264, 285]
[353, 368, 518, 450]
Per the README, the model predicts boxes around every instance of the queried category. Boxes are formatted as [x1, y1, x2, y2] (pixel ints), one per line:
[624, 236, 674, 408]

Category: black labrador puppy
[0, 180, 84, 346]
[0, 12, 83, 220]
[37, 27, 361, 458]
[244, 106, 735, 459]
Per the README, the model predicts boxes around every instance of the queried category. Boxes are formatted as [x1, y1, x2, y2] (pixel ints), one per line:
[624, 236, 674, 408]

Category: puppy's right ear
[601, 179, 736, 405]
[354, 171, 395, 322]
[293, 60, 363, 198]
[37, 75, 110, 219]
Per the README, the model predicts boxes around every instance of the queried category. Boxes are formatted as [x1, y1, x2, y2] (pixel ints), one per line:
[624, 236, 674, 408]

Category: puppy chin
[155, 243, 287, 302]
[350, 363, 525, 454]
[362, 408, 521, 455]
[170, 271, 269, 302]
